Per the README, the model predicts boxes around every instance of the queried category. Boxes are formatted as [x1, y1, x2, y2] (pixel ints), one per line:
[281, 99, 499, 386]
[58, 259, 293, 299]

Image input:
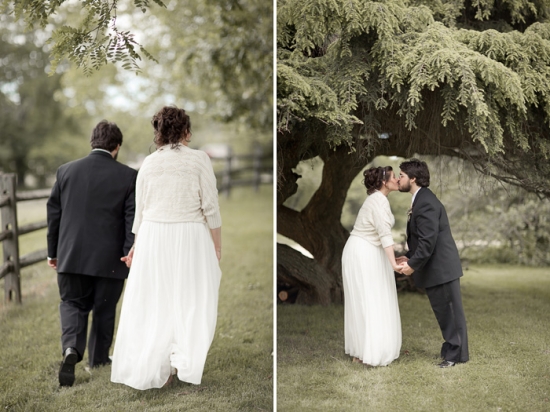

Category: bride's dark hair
[363, 166, 392, 194]
[151, 106, 191, 148]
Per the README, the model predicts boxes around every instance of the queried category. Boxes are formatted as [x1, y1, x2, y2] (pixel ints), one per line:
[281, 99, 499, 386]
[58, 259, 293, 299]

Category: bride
[342, 166, 403, 366]
[111, 106, 222, 389]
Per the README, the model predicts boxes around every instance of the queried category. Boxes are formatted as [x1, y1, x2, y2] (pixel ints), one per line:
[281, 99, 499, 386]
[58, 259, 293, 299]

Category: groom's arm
[46, 173, 62, 261]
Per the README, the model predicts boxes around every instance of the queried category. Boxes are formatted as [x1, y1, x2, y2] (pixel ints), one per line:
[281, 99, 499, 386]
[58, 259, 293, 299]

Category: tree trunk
[277, 138, 375, 303]
[277, 243, 338, 305]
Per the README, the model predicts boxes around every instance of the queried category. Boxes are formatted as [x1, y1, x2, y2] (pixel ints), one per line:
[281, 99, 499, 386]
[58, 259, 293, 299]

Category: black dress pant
[425, 278, 469, 363]
[57, 273, 125, 367]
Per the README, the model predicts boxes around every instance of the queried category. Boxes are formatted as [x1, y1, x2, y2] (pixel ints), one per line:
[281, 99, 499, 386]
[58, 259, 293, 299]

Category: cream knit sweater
[132, 144, 222, 235]
[349, 190, 395, 248]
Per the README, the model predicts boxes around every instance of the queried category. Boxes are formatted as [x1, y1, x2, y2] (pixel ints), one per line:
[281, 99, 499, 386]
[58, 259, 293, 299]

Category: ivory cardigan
[349, 190, 395, 248]
[132, 144, 222, 235]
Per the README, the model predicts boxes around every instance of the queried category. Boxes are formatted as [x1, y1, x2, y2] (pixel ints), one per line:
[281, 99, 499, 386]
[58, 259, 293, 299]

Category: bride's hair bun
[151, 106, 191, 147]
[363, 166, 392, 194]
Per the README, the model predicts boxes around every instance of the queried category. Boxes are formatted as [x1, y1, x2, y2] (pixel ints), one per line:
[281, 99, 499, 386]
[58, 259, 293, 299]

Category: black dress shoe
[438, 360, 455, 368]
[59, 348, 78, 387]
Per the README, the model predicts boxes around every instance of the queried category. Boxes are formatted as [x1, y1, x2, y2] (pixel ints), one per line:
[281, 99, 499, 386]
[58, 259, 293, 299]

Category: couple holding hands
[342, 159, 469, 368]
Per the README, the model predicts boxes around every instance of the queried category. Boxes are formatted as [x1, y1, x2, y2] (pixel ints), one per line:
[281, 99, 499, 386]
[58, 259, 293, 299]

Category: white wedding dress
[111, 144, 222, 389]
[342, 191, 401, 366]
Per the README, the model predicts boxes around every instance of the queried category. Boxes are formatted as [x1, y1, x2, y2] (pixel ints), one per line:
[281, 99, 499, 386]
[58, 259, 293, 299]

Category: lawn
[277, 266, 550, 411]
[0, 186, 274, 411]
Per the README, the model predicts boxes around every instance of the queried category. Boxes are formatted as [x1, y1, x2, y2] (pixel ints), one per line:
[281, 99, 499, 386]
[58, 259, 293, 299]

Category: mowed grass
[0, 186, 273, 411]
[277, 266, 550, 411]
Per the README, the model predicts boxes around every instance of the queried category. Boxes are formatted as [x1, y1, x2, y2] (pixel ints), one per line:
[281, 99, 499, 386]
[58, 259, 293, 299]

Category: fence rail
[211, 148, 273, 197]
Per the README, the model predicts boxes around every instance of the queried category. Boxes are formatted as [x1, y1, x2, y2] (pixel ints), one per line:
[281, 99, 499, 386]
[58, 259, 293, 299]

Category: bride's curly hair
[151, 106, 191, 148]
[363, 166, 392, 194]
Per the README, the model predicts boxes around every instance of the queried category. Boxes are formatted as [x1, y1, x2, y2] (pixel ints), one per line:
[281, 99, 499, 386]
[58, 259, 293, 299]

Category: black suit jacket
[406, 188, 463, 289]
[47, 151, 137, 279]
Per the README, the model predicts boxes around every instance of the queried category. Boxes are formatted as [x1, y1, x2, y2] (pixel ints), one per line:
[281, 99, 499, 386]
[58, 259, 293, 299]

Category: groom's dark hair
[90, 120, 123, 152]
[399, 158, 430, 187]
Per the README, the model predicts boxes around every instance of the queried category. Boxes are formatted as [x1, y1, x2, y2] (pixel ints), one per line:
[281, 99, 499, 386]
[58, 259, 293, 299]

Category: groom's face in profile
[398, 171, 412, 193]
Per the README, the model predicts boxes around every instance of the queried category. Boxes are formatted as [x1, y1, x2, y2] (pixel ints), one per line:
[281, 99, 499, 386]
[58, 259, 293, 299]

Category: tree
[277, 0, 550, 304]
[0, 16, 82, 187]
[1, 0, 165, 75]
[123, 0, 273, 135]
[1, 0, 273, 183]
[2, 0, 273, 135]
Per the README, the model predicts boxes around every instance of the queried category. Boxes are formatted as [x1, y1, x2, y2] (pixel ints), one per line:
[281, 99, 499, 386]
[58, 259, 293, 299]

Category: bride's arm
[210, 227, 222, 262]
[384, 245, 403, 272]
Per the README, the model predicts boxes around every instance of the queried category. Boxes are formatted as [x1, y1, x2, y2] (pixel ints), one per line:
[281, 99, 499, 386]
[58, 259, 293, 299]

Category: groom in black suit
[397, 159, 469, 368]
[47, 120, 137, 386]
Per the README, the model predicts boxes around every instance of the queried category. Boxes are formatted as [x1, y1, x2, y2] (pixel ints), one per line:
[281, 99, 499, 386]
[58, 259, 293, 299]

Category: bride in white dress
[342, 166, 403, 366]
[111, 106, 222, 389]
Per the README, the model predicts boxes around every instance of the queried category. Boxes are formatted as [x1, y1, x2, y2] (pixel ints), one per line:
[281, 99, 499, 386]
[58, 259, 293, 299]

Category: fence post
[222, 147, 233, 198]
[0, 174, 21, 304]
[253, 145, 262, 192]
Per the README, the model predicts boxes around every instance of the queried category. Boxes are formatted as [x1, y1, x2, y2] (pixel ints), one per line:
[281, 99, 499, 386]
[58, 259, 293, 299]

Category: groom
[47, 120, 137, 386]
[397, 159, 469, 368]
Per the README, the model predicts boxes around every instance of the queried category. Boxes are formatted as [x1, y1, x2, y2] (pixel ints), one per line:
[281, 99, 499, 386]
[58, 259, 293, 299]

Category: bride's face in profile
[384, 171, 399, 192]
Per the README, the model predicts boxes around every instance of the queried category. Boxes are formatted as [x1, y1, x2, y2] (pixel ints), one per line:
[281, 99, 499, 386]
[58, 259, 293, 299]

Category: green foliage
[278, 0, 550, 159]
[2, 0, 165, 75]
[132, 0, 273, 134]
[0, 16, 84, 187]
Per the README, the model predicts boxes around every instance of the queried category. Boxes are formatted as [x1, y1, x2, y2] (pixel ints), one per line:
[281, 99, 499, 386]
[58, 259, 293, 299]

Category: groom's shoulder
[112, 161, 138, 182]
[418, 188, 445, 208]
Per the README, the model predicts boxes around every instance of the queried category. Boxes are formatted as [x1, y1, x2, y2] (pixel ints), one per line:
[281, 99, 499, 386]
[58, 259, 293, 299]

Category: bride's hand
[121, 246, 135, 268]
[393, 263, 404, 273]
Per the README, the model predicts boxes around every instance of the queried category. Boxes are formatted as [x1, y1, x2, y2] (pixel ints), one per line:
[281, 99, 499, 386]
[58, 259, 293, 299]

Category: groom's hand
[396, 256, 409, 264]
[401, 263, 414, 276]
[47, 258, 57, 270]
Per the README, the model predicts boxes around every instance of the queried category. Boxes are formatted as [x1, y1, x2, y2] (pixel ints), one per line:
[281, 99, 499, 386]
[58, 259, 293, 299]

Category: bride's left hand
[121, 246, 135, 268]
[393, 263, 404, 273]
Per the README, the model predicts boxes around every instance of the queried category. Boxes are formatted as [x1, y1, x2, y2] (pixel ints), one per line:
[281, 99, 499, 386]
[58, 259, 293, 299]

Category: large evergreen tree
[277, 0, 550, 304]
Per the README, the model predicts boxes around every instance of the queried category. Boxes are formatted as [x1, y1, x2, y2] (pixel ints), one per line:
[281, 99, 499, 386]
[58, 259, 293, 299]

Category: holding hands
[121, 245, 135, 268]
[394, 256, 414, 276]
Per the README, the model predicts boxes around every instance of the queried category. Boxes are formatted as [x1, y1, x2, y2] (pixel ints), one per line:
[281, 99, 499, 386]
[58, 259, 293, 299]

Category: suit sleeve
[123, 170, 137, 254]
[407, 200, 439, 271]
[46, 171, 62, 258]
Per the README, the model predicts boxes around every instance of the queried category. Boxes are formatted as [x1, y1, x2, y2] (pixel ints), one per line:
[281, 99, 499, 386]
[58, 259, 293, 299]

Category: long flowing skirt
[342, 235, 401, 366]
[111, 221, 221, 389]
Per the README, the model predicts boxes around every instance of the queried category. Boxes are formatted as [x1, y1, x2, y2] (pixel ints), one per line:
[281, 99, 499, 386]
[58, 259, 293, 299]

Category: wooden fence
[0, 146, 273, 304]
[211, 146, 273, 197]
[0, 174, 50, 304]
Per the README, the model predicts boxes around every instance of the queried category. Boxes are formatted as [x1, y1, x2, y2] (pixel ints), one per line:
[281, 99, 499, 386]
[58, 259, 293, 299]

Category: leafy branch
[2, 0, 166, 75]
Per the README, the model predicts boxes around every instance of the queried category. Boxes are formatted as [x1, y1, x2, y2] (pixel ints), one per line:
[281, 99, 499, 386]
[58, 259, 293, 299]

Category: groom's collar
[90, 149, 114, 159]
[411, 187, 422, 205]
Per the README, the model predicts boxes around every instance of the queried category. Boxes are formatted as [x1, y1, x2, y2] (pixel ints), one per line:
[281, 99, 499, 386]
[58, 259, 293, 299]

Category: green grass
[0, 186, 273, 411]
[277, 266, 550, 411]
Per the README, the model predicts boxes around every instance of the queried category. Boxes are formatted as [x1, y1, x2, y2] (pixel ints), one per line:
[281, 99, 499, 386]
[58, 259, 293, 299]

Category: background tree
[0, 16, 81, 187]
[277, 0, 550, 304]
[1, 0, 273, 185]
[1, 0, 165, 74]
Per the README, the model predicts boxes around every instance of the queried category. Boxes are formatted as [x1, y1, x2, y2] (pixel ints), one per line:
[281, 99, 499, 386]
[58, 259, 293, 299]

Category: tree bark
[277, 243, 338, 305]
